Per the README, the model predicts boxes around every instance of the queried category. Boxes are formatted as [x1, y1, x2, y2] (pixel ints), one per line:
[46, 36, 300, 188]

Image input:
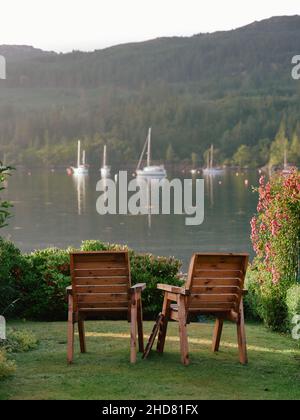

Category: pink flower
[259, 176, 265, 187]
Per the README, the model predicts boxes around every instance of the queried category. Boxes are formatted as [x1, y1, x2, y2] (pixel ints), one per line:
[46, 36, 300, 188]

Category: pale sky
[1, 0, 299, 52]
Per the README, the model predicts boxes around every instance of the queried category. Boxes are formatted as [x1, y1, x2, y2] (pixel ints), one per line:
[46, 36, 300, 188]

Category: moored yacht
[70, 140, 89, 175]
[136, 128, 167, 178]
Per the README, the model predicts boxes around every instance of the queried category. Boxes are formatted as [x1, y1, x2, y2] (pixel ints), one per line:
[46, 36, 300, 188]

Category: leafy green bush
[0, 237, 30, 316]
[80, 240, 127, 252]
[245, 263, 290, 331]
[0, 329, 38, 353]
[20, 247, 72, 320]
[244, 267, 262, 321]
[0, 349, 16, 380]
[1, 239, 182, 321]
[286, 285, 300, 331]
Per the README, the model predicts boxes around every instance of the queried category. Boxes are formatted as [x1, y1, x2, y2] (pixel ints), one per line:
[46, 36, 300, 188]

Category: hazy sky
[1, 0, 299, 52]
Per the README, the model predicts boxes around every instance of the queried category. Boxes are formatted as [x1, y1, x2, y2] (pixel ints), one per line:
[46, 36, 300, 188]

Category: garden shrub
[0, 237, 30, 316]
[0, 329, 38, 353]
[1, 239, 182, 321]
[249, 169, 300, 332]
[20, 247, 72, 320]
[286, 285, 300, 331]
[244, 266, 262, 321]
[0, 349, 15, 380]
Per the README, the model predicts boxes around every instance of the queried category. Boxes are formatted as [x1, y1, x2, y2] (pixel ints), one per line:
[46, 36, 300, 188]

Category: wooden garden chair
[67, 251, 146, 364]
[143, 253, 249, 366]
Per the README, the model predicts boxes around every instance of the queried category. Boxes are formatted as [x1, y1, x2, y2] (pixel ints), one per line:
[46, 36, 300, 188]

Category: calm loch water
[2, 168, 259, 268]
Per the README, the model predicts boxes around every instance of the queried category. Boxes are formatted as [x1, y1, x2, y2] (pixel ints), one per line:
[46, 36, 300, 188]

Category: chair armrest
[157, 284, 190, 296]
[130, 283, 146, 293]
[66, 285, 73, 295]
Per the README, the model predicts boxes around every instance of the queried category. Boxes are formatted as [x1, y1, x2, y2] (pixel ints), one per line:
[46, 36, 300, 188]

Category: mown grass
[0, 320, 300, 400]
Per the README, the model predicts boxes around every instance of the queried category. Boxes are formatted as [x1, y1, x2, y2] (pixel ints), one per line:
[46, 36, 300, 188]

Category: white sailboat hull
[72, 166, 89, 175]
[136, 166, 166, 178]
[202, 168, 224, 176]
[101, 166, 111, 177]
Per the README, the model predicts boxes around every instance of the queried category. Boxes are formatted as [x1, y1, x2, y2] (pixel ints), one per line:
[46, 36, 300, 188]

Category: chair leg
[157, 316, 169, 354]
[130, 293, 138, 363]
[157, 296, 170, 354]
[78, 318, 86, 354]
[212, 318, 224, 353]
[178, 296, 189, 366]
[237, 300, 248, 365]
[67, 294, 75, 364]
[137, 298, 144, 353]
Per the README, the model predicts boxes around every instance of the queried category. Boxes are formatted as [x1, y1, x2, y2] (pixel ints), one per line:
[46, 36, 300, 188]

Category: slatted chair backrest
[70, 251, 131, 315]
[185, 253, 249, 314]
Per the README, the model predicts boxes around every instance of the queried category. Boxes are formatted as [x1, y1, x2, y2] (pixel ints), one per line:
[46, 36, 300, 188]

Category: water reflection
[73, 174, 87, 216]
[2, 169, 260, 267]
[204, 174, 214, 207]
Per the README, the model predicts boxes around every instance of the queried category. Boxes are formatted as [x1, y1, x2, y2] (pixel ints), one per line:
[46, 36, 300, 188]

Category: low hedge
[244, 262, 297, 332]
[0, 329, 38, 353]
[286, 285, 300, 330]
[0, 329, 38, 381]
[0, 349, 15, 380]
[0, 238, 182, 321]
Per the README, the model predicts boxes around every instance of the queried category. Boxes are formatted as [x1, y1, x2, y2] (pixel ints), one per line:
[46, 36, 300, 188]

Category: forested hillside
[0, 15, 300, 167]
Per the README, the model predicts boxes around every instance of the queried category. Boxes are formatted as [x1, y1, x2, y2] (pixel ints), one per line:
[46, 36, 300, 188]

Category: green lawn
[1, 320, 300, 400]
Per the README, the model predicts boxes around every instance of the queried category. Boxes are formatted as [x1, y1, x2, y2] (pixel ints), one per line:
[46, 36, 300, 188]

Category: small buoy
[236, 172, 239, 177]
[219, 181, 222, 185]
[28, 172, 31, 176]
[245, 179, 249, 186]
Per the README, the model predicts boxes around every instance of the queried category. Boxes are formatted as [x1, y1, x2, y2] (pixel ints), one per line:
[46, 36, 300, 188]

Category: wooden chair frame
[144, 253, 249, 366]
[67, 251, 146, 364]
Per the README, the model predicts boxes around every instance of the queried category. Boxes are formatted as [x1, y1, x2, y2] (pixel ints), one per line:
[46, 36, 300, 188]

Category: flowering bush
[248, 169, 300, 331]
[251, 169, 300, 284]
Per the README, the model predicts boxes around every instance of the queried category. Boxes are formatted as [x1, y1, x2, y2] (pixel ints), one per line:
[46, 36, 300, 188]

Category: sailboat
[100, 145, 111, 178]
[202, 144, 224, 175]
[71, 140, 89, 175]
[136, 128, 167, 178]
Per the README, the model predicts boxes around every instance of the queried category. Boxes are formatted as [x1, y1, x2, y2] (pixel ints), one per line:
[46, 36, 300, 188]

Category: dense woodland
[0, 15, 300, 168]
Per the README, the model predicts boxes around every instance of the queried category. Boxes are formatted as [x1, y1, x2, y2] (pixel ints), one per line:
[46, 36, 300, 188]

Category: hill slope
[0, 15, 299, 167]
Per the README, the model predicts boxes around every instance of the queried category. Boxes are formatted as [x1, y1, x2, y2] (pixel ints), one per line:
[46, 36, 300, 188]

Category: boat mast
[206, 149, 210, 169]
[210, 144, 214, 169]
[77, 140, 81, 168]
[103, 145, 107, 168]
[147, 127, 152, 167]
[136, 130, 149, 171]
